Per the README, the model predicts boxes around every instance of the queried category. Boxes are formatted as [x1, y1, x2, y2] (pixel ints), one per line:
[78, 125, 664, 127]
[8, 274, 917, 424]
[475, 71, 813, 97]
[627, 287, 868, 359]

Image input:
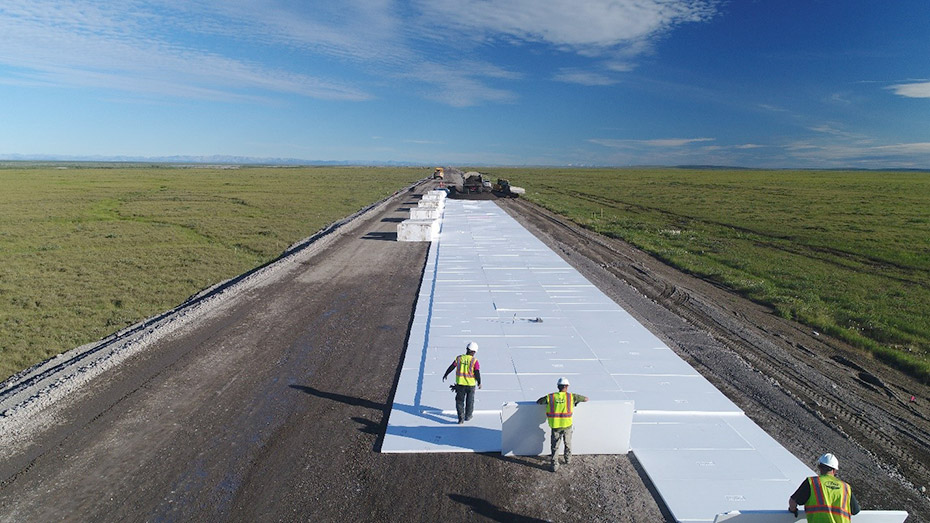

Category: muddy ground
[0, 182, 927, 522]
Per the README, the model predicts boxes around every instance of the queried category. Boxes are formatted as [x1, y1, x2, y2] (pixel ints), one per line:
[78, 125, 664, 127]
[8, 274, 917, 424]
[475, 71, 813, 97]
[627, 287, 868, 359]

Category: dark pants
[550, 425, 573, 462]
[455, 385, 475, 422]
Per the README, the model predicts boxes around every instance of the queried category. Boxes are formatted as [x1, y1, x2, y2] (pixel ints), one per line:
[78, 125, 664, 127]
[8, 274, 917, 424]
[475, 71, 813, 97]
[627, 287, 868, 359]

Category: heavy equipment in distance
[441, 168, 525, 199]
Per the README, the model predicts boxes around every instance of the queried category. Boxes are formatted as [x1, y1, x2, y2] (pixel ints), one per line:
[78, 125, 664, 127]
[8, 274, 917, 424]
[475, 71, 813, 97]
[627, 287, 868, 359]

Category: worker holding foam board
[788, 453, 861, 521]
[442, 341, 482, 424]
[536, 377, 589, 472]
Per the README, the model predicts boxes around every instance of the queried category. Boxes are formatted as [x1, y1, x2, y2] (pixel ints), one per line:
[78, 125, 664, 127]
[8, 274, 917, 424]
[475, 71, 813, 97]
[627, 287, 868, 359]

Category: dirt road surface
[1, 184, 927, 522]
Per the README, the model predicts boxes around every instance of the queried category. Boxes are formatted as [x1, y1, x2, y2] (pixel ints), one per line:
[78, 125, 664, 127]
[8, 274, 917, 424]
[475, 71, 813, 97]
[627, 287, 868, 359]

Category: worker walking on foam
[536, 377, 588, 472]
[788, 453, 861, 521]
[442, 341, 482, 424]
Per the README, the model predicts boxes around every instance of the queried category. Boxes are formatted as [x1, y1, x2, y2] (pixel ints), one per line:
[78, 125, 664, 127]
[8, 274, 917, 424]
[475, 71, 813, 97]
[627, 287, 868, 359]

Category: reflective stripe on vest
[546, 392, 573, 429]
[455, 354, 476, 386]
[804, 475, 852, 523]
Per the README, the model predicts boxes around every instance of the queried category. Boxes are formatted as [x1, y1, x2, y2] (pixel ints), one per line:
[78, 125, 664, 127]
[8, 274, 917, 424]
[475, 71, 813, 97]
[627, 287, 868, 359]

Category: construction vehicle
[461, 171, 491, 194]
[440, 168, 525, 199]
[491, 178, 525, 197]
[433, 167, 444, 179]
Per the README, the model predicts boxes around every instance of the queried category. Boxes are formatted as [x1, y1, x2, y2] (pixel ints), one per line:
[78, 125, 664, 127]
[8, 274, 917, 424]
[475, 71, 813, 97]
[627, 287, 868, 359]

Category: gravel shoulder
[0, 188, 926, 522]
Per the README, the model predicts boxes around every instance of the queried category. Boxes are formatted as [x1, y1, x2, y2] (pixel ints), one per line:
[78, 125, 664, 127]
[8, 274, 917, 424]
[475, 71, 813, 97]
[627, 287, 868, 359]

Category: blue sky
[1, 0, 928, 168]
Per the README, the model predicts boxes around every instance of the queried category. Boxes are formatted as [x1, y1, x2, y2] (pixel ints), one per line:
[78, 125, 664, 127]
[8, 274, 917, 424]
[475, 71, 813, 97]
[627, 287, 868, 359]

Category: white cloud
[604, 61, 637, 73]
[404, 139, 446, 145]
[591, 137, 714, 148]
[887, 81, 930, 98]
[827, 92, 854, 105]
[157, 0, 410, 64]
[553, 69, 617, 86]
[417, 0, 718, 52]
[0, 0, 724, 109]
[808, 124, 843, 135]
[0, 0, 373, 101]
[401, 61, 519, 107]
[785, 142, 819, 151]
[874, 142, 930, 154]
[807, 124, 870, 142]
[780, 139, 930, 169]
[757, 103, 789, 113]
[645, 138, 714, 147]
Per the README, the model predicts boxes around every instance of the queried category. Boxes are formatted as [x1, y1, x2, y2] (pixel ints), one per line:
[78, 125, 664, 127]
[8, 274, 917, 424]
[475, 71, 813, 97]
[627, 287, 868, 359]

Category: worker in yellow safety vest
[789, 453, 861, 522]
[442, 341, 482, 424]
[536, 377, 588, 472]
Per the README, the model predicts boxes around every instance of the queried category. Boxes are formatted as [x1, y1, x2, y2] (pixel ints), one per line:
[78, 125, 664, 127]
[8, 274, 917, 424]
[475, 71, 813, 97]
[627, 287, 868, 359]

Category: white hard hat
[557, 377, 570, 386]
[466, 341, 478, 352]
[818, 453, 839, 470]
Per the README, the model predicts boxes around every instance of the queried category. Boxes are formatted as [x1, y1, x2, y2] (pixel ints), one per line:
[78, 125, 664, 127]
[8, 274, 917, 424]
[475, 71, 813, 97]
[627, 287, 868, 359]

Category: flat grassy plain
[0, 165, 423, 382]
[490, 168, 930, 383]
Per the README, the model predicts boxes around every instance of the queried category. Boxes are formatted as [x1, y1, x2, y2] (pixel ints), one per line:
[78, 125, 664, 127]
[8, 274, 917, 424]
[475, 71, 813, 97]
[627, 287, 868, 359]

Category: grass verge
[487, 168, 930, 383]
[0, 164, 424, 382]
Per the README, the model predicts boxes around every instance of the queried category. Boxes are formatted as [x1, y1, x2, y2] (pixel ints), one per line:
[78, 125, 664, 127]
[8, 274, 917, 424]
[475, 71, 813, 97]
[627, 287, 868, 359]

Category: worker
[442, 341, 482, 424]
[788, 453, 861, 521]
[536, 377, 588, 472]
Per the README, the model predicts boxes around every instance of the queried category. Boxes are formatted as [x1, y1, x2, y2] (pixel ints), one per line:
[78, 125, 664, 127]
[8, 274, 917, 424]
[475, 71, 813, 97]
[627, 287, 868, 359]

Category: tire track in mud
[500, 197, 930, 514]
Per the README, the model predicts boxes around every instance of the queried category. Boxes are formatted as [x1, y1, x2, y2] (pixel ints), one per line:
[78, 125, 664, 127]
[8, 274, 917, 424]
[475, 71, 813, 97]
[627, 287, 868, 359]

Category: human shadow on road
[448, 494, 548, 523]
[291, 385, 391, 447]
[290, 385, 385, 411]
[351, 416, 381, 435]
[361, 231, 397, 241]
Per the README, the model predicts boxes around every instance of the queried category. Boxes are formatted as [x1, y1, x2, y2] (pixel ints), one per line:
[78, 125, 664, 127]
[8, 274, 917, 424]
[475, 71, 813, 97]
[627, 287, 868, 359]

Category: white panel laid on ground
[383, 200, 905, 522]
[501, 400, 634, 457]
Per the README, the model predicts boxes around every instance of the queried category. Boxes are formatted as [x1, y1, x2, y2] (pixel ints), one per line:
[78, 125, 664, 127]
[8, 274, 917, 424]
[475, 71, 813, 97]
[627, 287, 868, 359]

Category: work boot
[564, 452, 571, 465]
[550, 459, 559, 472]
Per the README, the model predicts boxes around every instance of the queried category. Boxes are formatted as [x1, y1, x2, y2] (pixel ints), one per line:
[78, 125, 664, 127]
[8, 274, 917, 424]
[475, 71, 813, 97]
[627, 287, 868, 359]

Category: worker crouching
[537, 377, 589, 472]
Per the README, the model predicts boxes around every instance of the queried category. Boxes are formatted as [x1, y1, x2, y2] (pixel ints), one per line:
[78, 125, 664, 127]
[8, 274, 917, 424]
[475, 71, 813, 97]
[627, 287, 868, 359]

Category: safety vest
[455, 354, 477, 386]
[545, 392, 573, 429]
[804, 475, 853, 523]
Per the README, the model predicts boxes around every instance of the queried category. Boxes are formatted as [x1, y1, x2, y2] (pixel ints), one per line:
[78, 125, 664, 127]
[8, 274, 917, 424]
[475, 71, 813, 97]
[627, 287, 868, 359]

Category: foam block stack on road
[397, 190, 446, 242]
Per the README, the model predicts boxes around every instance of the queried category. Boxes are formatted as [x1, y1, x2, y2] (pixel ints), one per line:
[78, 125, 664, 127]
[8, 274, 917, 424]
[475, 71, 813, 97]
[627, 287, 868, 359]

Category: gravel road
[0, 183, 927, 522]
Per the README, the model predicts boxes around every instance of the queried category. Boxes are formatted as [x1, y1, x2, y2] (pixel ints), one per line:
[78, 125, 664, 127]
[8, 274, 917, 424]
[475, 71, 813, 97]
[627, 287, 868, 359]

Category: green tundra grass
[488, 168, 930, 383]
[0, 165, 423, 382]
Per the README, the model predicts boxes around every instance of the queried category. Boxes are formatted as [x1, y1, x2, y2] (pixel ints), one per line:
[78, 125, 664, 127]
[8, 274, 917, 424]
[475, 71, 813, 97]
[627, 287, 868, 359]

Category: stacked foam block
[397, 189, 446, 242]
